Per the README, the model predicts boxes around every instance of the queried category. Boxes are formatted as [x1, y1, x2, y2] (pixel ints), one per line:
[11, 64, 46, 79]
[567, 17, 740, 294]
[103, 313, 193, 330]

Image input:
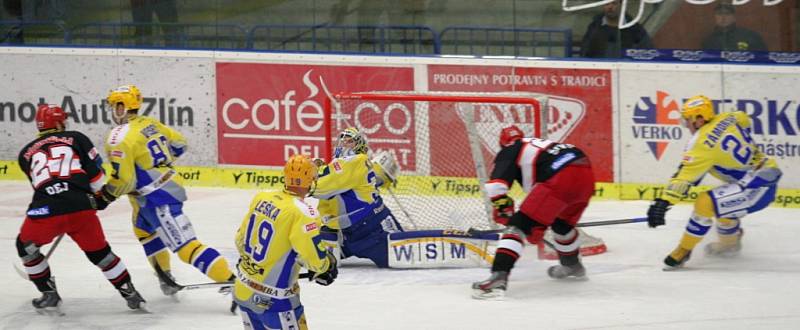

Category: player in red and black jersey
[15, 104, 146, 314]
[472, 125, 596, 299]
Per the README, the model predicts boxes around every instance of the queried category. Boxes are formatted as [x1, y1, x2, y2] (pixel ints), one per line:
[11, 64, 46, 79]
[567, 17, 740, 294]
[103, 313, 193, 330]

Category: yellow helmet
[681, 95, 715, 122]
[107, 85, 142, 111]
[284, 154, 318, 194]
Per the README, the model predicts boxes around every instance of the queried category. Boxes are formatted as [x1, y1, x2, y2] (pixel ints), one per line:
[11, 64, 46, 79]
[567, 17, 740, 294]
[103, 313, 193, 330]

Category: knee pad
[16, 236, 42, 261]
[551, 218, 574, 236]
[693, 192, 716, 219]
[507, 212, 536, 236]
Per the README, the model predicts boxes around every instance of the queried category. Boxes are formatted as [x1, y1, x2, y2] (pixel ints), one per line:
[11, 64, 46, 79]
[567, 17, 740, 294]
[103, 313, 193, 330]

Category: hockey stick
[466, 217, 648, 235]
[13, 234, 65, 280]
[153, 263, 233, 292]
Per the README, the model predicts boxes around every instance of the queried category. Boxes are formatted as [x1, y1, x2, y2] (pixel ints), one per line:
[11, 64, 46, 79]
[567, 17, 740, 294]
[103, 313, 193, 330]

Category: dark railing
[440, 26, 572, 57]
[1, 21, 573, 57]
[250, 24, 439, 55]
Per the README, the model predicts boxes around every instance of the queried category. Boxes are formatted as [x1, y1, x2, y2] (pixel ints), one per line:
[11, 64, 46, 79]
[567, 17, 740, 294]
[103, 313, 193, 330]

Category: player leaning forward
[472, 126, 596, 299]
[646, 95, 781, 269]
[234, 155, 338, 330]
[16, 105, 146, 314]
[96, 85, 235, 295]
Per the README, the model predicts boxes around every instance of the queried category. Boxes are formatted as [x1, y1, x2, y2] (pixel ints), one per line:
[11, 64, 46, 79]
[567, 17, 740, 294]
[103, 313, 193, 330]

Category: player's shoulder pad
[292, 197, 319, 219]
[732, 111, 752, 128]
[106, 124, 131, 147]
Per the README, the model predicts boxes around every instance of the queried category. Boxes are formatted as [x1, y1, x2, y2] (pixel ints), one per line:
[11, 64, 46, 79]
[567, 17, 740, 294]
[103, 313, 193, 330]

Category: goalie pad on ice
[537, 228, 607, 260]
[387, 230, 499, 268]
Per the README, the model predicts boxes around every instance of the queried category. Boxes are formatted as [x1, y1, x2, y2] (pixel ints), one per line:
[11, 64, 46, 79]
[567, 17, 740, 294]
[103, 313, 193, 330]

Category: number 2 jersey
[18, 131, 105, 218]
[234, 190, 332, 313]
[313, 154, 383, 230]
[103, 115, 187, 207]
[662, 111, 779, 204]
[485, 137, 587, 198]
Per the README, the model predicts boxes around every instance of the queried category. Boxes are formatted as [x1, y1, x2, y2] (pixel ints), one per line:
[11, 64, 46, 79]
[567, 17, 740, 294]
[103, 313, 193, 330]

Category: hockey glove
[647, 198, 671, 228]
[491, 195, 515, 225]
[93, 186, 117, 210]
[308, 251, 338, 286]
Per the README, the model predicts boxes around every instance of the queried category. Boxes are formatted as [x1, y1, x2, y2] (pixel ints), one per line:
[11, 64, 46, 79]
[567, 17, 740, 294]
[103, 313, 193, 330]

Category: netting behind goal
[324, 91, 548, 231]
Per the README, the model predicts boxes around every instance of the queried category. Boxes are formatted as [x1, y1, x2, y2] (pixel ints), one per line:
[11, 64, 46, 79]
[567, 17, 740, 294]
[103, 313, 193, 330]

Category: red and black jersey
[486, 137, 586, 198]
[18, 131, 106, 218]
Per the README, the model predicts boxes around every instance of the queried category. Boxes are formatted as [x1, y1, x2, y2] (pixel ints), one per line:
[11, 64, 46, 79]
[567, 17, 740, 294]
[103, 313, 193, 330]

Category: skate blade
[35, 306, 65, 317]
[132, 302, 151, 314]
[549, 274, 588, 281]
[471, 289, 505, 300]
[662, 264, 687, 272]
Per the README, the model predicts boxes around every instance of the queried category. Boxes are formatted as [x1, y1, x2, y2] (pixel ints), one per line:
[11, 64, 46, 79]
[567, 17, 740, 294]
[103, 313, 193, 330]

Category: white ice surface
[1, 181, 799, 330]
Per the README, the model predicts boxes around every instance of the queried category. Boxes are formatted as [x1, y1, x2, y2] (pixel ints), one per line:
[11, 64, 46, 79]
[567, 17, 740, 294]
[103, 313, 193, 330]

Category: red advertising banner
[216, 63, 414, 166]
[428, 65, 614, 182]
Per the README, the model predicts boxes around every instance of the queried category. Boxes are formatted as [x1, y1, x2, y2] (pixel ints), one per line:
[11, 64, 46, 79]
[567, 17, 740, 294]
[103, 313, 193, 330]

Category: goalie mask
[107, 85, 142, 125]
[284, 154, 318, 196]
[334, 127, 368, 158]
[35, 104, 67, 131]
[499, 125, 524, 147]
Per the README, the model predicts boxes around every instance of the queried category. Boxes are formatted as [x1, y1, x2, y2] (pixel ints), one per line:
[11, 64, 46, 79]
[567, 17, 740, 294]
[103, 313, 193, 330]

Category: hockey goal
[323, 91, 548, 231]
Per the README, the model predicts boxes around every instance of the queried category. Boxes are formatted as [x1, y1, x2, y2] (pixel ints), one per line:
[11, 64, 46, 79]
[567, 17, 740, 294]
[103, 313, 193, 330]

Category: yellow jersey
[664, 111, 778, 203]
[233, 190, 332, 313]
[313, 154, 380, 229]
[104, 115, 187, 207]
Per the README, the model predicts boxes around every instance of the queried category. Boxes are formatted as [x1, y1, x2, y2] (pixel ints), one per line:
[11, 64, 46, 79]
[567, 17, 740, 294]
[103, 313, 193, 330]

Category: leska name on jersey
[1, 95, 195, 126]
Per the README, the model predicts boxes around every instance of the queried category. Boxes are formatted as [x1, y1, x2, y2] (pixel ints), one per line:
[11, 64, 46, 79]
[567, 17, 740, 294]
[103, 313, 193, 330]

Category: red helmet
[499, 125, 524, 147]
[35, 104, 67, 131]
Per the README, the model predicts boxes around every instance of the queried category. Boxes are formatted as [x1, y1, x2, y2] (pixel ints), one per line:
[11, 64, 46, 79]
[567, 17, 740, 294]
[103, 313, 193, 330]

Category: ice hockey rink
[1, 181, 798, 330]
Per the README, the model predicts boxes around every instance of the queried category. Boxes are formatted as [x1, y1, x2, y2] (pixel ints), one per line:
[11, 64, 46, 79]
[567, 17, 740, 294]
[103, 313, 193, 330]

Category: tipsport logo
[632, 91, 684, 160]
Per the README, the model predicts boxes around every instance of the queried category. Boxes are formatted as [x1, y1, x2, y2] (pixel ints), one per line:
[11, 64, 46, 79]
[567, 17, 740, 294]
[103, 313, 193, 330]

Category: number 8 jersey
[18, 130, 106, 218]
[103, 115, 188, 205]
[664, 111, 779, 204]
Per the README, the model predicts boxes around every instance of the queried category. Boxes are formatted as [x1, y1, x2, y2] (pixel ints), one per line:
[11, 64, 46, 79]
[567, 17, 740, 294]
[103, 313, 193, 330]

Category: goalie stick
[466, 216, 648, 235]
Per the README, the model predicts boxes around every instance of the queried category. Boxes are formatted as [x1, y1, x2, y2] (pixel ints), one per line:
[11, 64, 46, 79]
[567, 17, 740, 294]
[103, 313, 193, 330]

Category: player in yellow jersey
[234, 154, 338, 330]
[95, 85, 235, 296]
[646, 95, 782, 270]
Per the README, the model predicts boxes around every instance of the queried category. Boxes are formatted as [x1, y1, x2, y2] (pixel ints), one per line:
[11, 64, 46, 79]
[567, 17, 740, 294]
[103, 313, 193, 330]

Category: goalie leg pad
[387, 230, 500, 269]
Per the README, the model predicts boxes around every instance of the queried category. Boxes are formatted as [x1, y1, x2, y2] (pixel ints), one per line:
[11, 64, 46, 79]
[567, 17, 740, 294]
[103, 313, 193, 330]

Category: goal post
[323, 91, 549, 231]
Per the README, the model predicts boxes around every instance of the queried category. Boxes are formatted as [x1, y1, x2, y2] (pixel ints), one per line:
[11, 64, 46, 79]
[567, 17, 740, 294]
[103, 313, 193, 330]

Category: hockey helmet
[284, 154, 318, 195]
[681, 95, 715, 122]
[499, 125, 524, 147]
[334, 127, 368, 158]
[107, 85, 142, 111]
[35, 104, 67, 131]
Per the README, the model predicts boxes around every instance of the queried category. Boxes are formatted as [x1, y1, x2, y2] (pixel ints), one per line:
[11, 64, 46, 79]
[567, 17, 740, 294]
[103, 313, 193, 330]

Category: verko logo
[632, 91, 684, 160]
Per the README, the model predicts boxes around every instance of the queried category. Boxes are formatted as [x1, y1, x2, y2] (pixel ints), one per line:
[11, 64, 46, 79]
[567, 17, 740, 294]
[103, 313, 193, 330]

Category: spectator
[579, 0, 652, 58]
[701, 3, 766, 51]
[130, 0, 179, 47]
[2, 0, 23, 44]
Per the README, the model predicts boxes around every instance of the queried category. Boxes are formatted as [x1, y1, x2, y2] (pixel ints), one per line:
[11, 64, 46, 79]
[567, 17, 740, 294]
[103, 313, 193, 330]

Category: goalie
[312, 127, 499, 269]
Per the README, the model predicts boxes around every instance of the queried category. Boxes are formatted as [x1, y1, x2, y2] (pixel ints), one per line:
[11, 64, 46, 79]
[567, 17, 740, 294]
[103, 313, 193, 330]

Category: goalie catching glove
[491, 195, 514, 225]
[307, 251, 338, 286]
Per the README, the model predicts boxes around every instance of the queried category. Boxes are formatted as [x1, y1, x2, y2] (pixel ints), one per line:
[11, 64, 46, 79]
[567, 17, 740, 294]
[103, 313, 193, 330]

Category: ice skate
[118, 281, 148, 312]
[705, 229, 743, 257]
[471, 271, 508, 300]
[663, 247, 692, 271]
[32, 290, 64, 316]
[158, 270, 181, 297]
[547, 262, 586, 280]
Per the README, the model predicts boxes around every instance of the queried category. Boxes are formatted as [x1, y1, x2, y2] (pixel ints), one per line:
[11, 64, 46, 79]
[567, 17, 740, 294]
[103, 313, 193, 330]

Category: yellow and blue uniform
[104, 114, 232, 282]
[234, 190, 332, 330]
[313, 154, 402, 268]
[664, 111, 781, 255]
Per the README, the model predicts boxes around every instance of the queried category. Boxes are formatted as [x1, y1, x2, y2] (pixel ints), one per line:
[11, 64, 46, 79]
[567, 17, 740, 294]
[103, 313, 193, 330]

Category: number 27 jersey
[18, 131, 106, 218]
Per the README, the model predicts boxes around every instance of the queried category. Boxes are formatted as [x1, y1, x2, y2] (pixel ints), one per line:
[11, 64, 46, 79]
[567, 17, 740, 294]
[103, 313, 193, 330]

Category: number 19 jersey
[234, 190, 331, 313]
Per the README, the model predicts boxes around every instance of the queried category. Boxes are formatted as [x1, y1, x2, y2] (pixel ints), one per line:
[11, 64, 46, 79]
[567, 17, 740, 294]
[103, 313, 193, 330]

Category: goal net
[323, 91, 547, 231]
